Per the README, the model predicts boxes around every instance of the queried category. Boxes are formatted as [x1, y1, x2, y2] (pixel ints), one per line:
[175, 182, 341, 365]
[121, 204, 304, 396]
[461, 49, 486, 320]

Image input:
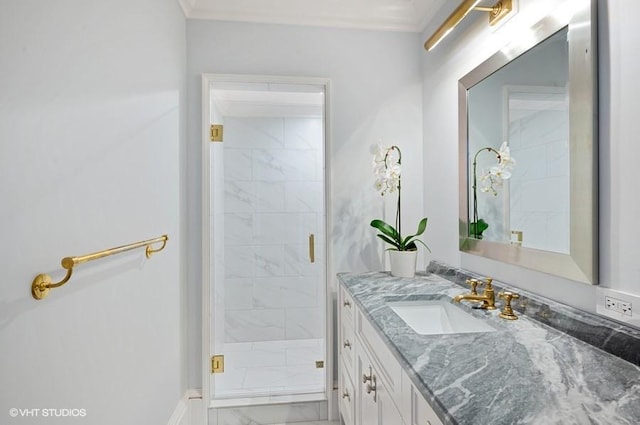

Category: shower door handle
[309, 234, 315, 263]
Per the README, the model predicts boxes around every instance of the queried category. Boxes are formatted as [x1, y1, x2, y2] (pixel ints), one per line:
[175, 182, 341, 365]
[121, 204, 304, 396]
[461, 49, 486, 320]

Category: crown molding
[179, 0, 450, 33]
[187, 9, 423, 32]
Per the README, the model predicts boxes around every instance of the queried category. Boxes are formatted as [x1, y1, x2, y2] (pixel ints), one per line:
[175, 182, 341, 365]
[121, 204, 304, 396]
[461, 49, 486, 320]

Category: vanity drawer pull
[362, 366, 373, 384]
[343, 339, 352, 349]
[362, 366, 377, 402]
[366, 377, 377, 402]
[343, 300, 351, 308]
[342, 390, 350, 402]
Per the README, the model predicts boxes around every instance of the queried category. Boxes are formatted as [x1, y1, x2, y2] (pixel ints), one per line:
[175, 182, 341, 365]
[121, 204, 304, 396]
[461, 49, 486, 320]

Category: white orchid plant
[370, 144, 429, 252]
[470, 141, 516, 239]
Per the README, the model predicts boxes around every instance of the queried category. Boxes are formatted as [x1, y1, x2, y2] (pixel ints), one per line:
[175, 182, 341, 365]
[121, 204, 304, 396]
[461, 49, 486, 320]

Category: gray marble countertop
[338, 270, 640, 425]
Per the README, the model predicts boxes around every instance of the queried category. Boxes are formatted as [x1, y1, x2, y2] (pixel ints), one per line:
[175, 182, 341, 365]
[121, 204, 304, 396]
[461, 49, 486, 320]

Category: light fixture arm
[424, 0, 513, 51]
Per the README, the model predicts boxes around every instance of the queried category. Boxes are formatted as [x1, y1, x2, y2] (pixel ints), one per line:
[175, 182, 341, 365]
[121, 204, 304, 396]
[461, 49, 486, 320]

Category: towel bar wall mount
[31, 234, 168, 300]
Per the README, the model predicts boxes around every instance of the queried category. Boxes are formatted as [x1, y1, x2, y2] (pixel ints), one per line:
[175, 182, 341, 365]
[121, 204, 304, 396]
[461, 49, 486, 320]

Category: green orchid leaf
[371, 217, 429, 252]
[412, 239, 432, 253]
[370, 219, 399, 242]
[376, 234, 399, 249]
[414, 217, 428, 236]
[400, 218, 429, 248]
[402, 217, 428, 241]
[469, 218, 489, 238]
[475, 218, 489, 232]
[404, 241, 418, 251]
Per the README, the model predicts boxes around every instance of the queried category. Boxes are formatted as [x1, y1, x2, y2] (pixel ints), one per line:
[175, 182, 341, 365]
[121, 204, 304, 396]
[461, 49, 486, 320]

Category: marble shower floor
[213, 339, 326, 399]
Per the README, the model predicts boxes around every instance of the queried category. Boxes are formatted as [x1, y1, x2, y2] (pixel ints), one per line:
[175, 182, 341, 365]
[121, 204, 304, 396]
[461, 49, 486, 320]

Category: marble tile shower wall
[221, 116, 325, 344]
[509, 104, 569, 253]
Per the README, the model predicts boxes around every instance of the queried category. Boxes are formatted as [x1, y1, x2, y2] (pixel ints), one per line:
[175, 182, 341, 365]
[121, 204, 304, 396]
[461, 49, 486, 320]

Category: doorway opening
[202, 75, 330, 409]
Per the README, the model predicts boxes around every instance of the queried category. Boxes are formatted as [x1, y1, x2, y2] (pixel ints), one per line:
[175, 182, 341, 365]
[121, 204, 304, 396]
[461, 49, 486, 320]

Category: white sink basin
[387, 299, 496, 335]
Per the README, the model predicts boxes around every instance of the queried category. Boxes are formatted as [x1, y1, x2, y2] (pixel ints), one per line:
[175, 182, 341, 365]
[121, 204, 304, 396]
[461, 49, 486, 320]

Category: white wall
[422, 0, 640, 312]
[0, 1, 187, 424]
[187, 20, 423, 387]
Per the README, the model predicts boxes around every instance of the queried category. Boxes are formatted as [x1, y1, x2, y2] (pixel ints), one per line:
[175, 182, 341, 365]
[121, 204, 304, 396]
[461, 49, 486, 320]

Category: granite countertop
[338, 269, 640, 425]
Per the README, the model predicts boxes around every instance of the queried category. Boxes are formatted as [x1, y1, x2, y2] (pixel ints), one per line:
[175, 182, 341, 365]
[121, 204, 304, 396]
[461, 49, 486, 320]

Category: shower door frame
[200, 73, 335, 421]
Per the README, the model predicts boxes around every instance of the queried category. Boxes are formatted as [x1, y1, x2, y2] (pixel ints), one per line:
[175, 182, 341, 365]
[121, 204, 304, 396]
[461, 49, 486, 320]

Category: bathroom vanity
[337, 263, 640, 425]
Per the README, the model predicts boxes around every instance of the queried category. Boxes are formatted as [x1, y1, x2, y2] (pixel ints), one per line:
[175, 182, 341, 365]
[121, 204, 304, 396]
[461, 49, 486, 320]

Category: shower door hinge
[210, 124, 223, 142]
[211, 355, 225, 374]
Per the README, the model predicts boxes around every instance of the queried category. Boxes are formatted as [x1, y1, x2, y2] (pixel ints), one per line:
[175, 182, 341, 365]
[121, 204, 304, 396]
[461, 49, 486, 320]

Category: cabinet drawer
[340, 316, 355, 379]
[340, 287, 355, 326]
[339, 366, 355, 425]
[401, 369, 444, 425]
[357, 308, 402, 405]
[356, 340, 403, 425]
[413, 388, 444, 425]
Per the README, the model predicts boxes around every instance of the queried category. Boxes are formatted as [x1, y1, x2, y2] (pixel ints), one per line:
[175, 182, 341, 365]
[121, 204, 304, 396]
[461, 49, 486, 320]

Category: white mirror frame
[458, 0, 598, 284]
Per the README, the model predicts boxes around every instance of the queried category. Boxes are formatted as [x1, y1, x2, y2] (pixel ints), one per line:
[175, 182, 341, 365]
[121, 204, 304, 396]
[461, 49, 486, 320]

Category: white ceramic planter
[388, 250, 418, 278]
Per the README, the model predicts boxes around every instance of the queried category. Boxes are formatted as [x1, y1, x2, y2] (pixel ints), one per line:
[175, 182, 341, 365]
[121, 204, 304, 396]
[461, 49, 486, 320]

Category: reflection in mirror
[467, 28, 569, 253]
[458, 0, 597, 284]
[508, 86, 569, 253]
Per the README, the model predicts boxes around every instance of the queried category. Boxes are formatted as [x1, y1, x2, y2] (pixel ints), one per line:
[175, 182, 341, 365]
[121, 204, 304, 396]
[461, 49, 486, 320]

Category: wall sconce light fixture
[424, 0, 513, 51]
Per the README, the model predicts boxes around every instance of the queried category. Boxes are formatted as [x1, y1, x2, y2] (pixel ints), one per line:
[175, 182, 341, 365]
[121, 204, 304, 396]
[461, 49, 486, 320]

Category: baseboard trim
[168, 389, 203, 425]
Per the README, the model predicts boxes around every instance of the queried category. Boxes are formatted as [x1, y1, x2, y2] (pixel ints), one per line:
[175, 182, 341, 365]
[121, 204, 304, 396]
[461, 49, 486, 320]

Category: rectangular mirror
[458, 0, 598, 284]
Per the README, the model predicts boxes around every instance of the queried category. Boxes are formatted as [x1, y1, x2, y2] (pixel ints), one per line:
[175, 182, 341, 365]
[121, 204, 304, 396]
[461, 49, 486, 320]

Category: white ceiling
[179, 0, 448, 33]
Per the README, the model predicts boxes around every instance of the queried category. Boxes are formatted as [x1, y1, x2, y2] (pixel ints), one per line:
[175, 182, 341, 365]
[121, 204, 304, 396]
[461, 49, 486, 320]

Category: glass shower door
[208, 81, 327, 402]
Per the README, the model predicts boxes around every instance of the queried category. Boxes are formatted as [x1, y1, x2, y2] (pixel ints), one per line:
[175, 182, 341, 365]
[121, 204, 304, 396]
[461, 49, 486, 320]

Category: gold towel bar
[31, 234, 168, 300]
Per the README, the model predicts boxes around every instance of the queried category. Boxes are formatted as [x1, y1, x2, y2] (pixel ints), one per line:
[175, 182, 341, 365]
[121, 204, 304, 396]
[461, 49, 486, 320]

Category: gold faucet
[453, 278, 497, 310]
[498, 291, 520, 320]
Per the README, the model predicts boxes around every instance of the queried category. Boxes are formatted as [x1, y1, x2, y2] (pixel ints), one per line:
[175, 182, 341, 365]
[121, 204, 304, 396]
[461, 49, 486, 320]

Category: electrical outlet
[605, 296, 632, 316]
[597, 288, 639, 327]
[605, 296, 617, 310]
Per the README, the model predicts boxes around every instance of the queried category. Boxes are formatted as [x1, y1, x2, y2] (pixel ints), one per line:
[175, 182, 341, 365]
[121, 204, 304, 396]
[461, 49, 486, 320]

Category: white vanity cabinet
[355, 336, 403, 425]
[338, 287, 356, 425]
[400, 369, 444, 425]
[338, 285, 444, 425]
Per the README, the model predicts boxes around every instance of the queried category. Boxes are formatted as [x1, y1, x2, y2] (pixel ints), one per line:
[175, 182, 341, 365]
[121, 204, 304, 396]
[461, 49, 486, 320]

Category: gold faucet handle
[466, 278, 480, 295]
[483, 277, 494, 290]
[498, 291, 520, 320]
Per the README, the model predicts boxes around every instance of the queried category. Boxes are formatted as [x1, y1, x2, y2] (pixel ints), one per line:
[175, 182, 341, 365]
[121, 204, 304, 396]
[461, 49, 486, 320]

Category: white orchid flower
[385, 148, 400, 166]
[479, 171, 499, 195]
[479, 174, 493, 193]
[387, 175, 400, 190]
[471, 142, 517, 237]
[370, 144, 386, 163]
[498, 141, 516, 169]
[373, 163, 386, 178]
[372, 144, 402, 196]
[490, 165, 511, 180]
[386, 163, 401, 180]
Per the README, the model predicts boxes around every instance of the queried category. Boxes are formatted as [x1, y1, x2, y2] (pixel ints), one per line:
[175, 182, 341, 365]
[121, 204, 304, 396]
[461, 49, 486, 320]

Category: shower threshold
[210, 339, 327, 408]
